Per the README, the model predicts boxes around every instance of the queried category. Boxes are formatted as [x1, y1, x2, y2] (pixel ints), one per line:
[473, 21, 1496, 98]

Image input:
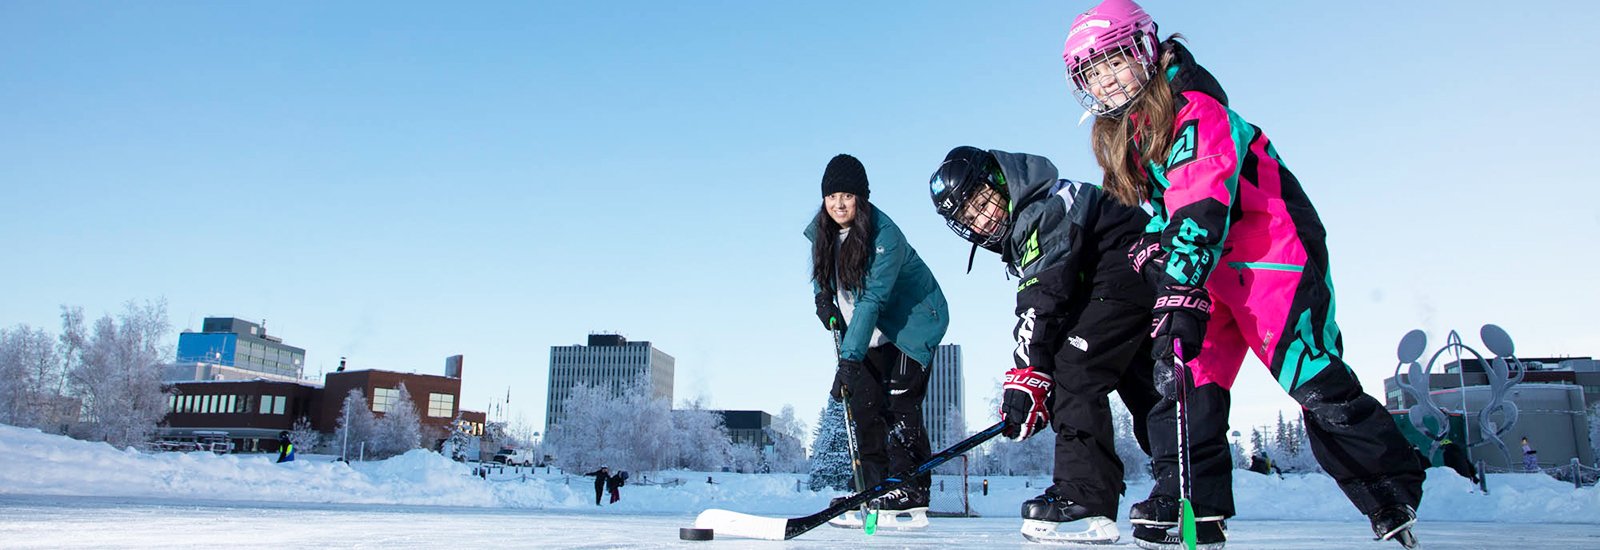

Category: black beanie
[821, 154, 870, 199]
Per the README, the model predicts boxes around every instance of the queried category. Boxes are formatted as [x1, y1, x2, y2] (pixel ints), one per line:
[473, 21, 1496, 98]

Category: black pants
[1147, 366, 1425, 518]
[842, 344, 932, 492]
[1046, 296, 1161, 519]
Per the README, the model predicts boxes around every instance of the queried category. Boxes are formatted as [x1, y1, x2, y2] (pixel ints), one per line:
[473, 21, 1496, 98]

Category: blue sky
[2, 1, 1596, 441]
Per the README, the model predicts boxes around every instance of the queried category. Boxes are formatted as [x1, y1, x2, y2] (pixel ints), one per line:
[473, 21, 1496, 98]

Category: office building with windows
[545, 334, 675, 435]
[162, 355, 485, 453]
[923, 343, 965, 451]
[169, 317, 306, 382]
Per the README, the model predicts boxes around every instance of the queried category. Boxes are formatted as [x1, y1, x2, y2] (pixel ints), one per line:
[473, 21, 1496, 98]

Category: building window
[427, 393, 454, 418]
[373, 388, 399, 413]
[260, 395, 274, 414]
[273, 395, 286, 415]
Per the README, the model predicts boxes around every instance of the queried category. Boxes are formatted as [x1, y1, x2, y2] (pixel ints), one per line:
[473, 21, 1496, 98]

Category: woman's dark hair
[810, 198, 877, 294]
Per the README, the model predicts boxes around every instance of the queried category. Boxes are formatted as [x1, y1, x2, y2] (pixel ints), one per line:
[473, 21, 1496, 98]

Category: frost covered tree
[373, 383, 422, 458]
[335, 388, 378, 460]
[672, 398, 732, 471]
[0, 324, 64, 431]
[766, 404, 809, 474]
[443, 415, 478, 462]
[1111, 396, 1150, 480]
[1272, 412, 1320, 473]
[729, 443, 764, 474]
[808, 399, 852, 491]
[1589, 403, 1600, 467]
[288, 416, 321, 453]
[549, 380, 674, 473]
[64, 300, 173, 448]
[934, 404, 968, 475]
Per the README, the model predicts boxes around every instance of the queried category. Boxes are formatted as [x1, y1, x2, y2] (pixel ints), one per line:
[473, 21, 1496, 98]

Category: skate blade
[1385, 528, 1420, 549]
[827, 510, 864, 529]
[870, 507, 929, 531]
[1374, 518, 1418, 542]
[1020, 518, 1118, 545]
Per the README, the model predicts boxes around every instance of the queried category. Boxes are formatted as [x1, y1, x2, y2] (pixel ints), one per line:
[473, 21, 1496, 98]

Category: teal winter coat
[804, 209, 949, 366]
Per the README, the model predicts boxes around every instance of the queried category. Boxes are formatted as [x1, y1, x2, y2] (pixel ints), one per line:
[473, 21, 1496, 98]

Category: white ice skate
[1021, 517, 1119, 545]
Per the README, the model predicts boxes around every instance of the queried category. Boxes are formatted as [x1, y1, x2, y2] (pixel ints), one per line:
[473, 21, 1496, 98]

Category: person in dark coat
[607, 470, 628, 503]
[276, 431, 295, 463]
[584, 466, 610, 505]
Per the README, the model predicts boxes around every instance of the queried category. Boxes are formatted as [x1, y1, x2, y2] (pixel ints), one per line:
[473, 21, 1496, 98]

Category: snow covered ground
[3, 424, 1599, 548]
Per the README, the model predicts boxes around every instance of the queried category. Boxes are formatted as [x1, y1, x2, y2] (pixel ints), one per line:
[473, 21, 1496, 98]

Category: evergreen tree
[444, 414, 478, 462]
[807, 399, 852, 491]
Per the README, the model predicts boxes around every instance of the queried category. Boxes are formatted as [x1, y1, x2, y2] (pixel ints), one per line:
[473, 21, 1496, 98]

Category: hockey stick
[693, 421, 1006, 541]
[1174, 342, 1197, 550]
[831, 325, 878, 535]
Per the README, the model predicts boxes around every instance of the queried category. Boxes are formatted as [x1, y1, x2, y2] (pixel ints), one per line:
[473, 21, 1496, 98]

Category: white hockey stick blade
[694, 509, 787, 541]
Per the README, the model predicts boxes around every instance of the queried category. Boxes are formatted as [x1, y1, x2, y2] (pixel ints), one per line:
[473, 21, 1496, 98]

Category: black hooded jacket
[990, 150, 1154, 370]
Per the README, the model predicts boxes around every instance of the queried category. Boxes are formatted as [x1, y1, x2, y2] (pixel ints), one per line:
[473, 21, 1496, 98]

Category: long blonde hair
[1091, 37, 1182, 207]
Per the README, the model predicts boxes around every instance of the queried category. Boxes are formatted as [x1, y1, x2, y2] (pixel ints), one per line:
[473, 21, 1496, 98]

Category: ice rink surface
[4, 494, 1598, 549]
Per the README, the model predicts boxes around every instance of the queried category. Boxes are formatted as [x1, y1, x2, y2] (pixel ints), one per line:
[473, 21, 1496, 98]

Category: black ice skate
[1132, 520, 1226, 550]
[827, 488, 930, 530]
[1369, 504, 1419, 549]
[825, 496, 878, 530]
[868, 487, 929, 530]
[1128, 495, 1225, 527]
[1018, 489, 1118, 545]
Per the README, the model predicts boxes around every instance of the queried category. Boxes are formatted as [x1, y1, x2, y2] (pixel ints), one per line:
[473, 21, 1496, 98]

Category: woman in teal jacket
[804, 154, 949, 526]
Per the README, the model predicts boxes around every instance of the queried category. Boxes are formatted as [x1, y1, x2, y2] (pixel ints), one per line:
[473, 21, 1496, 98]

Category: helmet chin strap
[965, 242, 979, 274]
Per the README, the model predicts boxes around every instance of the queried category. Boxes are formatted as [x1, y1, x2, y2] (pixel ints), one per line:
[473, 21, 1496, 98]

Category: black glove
[1150, 284, 1211, 364]
[829, 359, 864, 401]
[1127, 233, 1165, 287]
[815, 291, 846, 332]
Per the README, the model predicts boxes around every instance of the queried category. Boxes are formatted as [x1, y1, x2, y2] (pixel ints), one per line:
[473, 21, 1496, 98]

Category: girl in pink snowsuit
[1061, 1, 1423, 548]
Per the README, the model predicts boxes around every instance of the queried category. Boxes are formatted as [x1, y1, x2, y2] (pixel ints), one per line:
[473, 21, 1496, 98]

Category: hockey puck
[679, 527, 714, 541]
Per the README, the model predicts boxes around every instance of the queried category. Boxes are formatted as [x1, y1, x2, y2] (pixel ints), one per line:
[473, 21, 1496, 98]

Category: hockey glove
[829, 358, 864, 401]
[1000, 366, 1052, 440]
[1150, 285, 1211, 365]
[1127, 233, 1166, 287]
[815, 291, 847, 332]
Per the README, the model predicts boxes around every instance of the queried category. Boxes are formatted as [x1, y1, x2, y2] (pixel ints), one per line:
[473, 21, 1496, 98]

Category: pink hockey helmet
[1061, 0, 1160, 116]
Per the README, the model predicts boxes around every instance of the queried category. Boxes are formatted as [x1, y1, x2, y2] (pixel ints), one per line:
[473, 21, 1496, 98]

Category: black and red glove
[1150, 285, 1211, 364]
[1000, 366, 1052, 440]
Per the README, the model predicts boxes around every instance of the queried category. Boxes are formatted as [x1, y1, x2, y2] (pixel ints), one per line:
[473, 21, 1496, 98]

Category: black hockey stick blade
[693, 421, 1006, 540]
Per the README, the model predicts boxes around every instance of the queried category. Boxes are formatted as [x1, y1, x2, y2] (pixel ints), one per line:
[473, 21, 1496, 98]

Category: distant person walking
[276, 431, 295, 463]
[585, 466, 611, 505]
[1522, 437, 1539, 472]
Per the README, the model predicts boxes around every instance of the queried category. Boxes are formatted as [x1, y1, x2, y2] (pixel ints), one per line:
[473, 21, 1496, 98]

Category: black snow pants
[1045, 295, 1161, 520]
[843, 343, 932, 493]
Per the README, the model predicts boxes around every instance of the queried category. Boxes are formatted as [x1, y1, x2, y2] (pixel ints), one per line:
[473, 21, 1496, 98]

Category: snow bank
[3, 424, 1597, 524]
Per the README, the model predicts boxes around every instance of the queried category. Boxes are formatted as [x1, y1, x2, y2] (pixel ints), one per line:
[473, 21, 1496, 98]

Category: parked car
[492, 448, 535, 466]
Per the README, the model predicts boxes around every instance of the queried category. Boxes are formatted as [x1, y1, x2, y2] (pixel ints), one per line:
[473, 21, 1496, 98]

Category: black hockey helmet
[930, 146, 1009, 255]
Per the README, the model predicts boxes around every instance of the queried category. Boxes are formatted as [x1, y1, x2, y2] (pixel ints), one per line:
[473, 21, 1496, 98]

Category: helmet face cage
[930, 159, 1009, 253]
[1066, 35, 1157, 116]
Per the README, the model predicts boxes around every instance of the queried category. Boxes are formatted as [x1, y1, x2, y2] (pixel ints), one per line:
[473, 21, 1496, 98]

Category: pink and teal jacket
[1142, 41, 1340, 391]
